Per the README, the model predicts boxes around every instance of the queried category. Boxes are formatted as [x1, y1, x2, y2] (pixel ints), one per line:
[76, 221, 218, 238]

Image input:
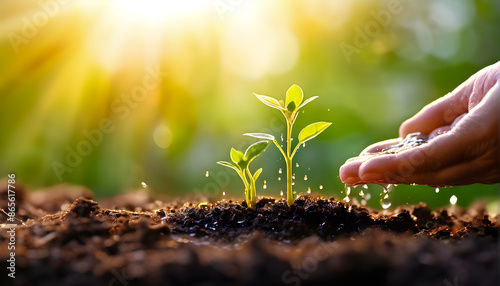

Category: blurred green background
[0, 0, 498, 210]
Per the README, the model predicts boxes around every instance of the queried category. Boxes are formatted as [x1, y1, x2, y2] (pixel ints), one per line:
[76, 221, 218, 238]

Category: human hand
[340, 61, 500, 186]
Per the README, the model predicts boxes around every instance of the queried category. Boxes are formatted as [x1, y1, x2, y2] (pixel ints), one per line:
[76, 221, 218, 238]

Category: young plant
[217, 140, 270, 209]
[245, 84, 331, 206]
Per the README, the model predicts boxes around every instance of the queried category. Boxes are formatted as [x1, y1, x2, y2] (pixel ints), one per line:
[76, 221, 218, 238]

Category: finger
[399, 89, 469, 138]
[358, 130, 473, 184]
[359, 138, 401, 156]
[339, 156, 372, 185]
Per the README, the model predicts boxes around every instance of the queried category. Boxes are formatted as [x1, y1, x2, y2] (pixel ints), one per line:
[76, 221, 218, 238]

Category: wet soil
[0, 182, 498, 286]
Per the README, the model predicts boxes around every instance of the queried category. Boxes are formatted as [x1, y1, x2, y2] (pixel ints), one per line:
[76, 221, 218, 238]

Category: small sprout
[217, 140, 270, 209]
[246, 84, 331, 206]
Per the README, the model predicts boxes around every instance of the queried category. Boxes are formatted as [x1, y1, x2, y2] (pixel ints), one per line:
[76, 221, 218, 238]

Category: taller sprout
[245, 84, 331, 206]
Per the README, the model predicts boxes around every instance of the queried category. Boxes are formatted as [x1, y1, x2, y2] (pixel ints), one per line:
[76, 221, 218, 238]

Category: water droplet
[307, 187, 311, 194]
[344, 196, 350, 203]
[450, 195, 457, 205]
[359, 190, 365, 197]
[290, 137, 293, 141]
[292, 174, 295, 180]
[296, 163, 299, 167]
[141, 182, 148, 188]
[380, 199, 391, 209]
[292, 182, 295, 186]
[327, 109, 330, 111]
[278, 168, 282, 174]
[263, 180, 267, 189]
[280, 190, 284, 196]
[304, 175, 308, 181]
[281, 134, 284, 142]
[308, 167, 310, 171]
[383, 193, 389, 199]
[278, 177, 281, 181]
[363, 184, 368, 189]
[346, 186, 351, 195]
[435, 188, 440, 193]
[205, 171, 209, 177]
[302, 143, 306, 148]
[319, 185, 323, 190]
[222, 191, 226, 196]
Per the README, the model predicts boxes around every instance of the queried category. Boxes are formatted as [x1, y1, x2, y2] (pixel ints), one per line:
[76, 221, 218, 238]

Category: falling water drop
[307, 187, 311, 194]
[280, 190, 284, 196]
[278, 177, 281, 181]
[380, 199, 392, 209]
[302, 143, 306, 148]
[435, 188, 440, 193]
[278, 168, 282, 174]
[292, 182, 295, 186]
[319, 185, 323, 190]
[263, 180, 267, 189]
[363, 184, 368, 189]
[281, 133, 284, 142]
[450, 195, 458, 205]
[359, 190, 365, 198]
[292, 174, 295, 180]
[222, 192, 226, 196]
[304, 175, 308, 181]
[205, 171, 210, 177]
[141, 182, 148, 188]
[346, 186, 351, 195]
[296, 163, 300, 167]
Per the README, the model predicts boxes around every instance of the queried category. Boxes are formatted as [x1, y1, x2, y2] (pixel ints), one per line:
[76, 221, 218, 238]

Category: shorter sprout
[217, 140, 270, 209]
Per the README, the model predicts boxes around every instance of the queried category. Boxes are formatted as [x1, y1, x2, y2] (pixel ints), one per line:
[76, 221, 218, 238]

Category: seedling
[245, 84, 331, 206]
[217, 140, 270, 209]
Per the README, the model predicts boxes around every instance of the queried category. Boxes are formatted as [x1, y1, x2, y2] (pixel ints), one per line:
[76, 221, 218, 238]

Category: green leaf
[285, 84, 303, 111]
[298, 121, 332, 144]
[244, 133, 275, 141]
[230, 148, 244, 165]
[243, 140, 270, 163]
[253, 168, 263, 181]
[254, 93, 283, 110]
[297, 96, 319, 110]
[217, 161, 240, 173]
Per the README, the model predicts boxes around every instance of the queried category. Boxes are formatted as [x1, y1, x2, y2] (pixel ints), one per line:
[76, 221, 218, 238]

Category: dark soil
[0, 182, 498, 286]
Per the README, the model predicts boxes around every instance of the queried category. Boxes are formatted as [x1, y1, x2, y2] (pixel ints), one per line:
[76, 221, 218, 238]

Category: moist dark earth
[0, 182, 498, 286]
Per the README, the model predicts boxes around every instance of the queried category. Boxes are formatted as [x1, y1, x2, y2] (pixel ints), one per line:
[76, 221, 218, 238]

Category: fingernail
[360, 173, 382, 182]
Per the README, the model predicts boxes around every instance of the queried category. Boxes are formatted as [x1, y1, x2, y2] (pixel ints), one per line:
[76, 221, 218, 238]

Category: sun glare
[112, 0, 211, 23]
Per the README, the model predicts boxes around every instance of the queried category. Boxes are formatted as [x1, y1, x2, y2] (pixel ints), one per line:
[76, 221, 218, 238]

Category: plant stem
[246, 168, 256, 209]
[286, 120, 294, 206]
